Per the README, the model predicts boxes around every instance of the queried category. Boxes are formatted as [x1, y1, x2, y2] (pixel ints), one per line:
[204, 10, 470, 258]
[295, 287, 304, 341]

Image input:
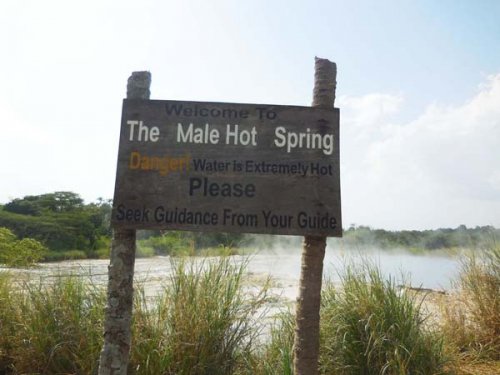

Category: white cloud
[341, 74, 500, 229]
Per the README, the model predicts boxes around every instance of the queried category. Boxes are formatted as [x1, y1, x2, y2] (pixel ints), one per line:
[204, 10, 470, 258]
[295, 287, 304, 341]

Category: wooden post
[98, 71, 151, 375]
[293, 58, 337, 375]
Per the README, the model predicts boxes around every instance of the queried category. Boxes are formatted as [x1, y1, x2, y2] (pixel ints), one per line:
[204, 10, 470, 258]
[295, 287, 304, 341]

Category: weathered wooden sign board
[112, 99, 341, 236]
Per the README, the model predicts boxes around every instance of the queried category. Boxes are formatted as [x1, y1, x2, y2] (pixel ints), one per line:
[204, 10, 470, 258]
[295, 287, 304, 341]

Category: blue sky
[1, 0, 499, 230]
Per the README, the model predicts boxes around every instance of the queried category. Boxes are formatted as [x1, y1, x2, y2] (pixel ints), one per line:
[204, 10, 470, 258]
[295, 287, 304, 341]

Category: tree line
[0, 192, 111, 260]
[0, 191, 245, 260]
[338, 224, 499, 251]
[1, 191, 498, 262]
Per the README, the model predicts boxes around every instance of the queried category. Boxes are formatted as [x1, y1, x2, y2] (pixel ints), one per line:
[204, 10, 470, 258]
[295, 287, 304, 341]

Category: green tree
[0, 192, 112, 255]
[4, 191, 84, 215]
[0, 227, 47, 267]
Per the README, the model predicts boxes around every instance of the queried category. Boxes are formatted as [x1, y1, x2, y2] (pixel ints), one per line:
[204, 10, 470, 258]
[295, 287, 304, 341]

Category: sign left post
[98, 71, 151, 375]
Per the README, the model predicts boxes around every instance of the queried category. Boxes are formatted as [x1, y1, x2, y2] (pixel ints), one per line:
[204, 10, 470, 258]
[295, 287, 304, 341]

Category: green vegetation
[0, 271, 104, 374]
[1, 253, 499, 374]
[319, 262, 449, 374]
[136, 230, 246, 257]
[135, 224, 500, 259]
[1, 192, 499, 263]
[0, 258, 272, 375]
[254, 311, 295, 375]
[441, 242, 500, 361]
[337, 225, 500, 252]
[1, 191, 499, 373]
[0, 192, 111, 260]
[251, 263, 452, 375]
[131, 258, 271, 374]
[0, 227, 47, 267]
[0, 192, 247, 261]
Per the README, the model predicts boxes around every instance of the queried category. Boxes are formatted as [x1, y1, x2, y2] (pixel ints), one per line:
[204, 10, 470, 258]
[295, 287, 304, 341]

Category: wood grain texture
[98, 71, 150, 375]
[293, 57, 338, 375]
[112, 99, 341, 236]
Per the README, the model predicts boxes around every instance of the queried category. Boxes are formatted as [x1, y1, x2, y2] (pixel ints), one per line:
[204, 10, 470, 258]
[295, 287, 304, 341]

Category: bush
[0, 227, 47, 267]
[138, 232, 194, 256]
[441, 244, 500, 360]
[319, 261, 449, 375]
[137, 232, 248, 257]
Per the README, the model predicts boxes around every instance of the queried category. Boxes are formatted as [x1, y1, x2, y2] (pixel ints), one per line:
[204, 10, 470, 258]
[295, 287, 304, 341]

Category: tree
[0, 227, 47, 267]
[4, 191, 84, 215]
[0, 192, 111, 254]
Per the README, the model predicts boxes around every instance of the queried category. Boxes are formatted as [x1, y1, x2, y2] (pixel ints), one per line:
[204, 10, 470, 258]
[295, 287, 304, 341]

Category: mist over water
[4, 244, 460, 303]
[243, 244, 460, 302]
[249, 234, 460, 288]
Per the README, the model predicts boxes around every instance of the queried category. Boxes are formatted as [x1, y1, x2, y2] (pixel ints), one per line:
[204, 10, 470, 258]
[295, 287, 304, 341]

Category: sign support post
[293, 57, 337, 375]
[98, 71, 151, 375]
[101, 59, 340, 374]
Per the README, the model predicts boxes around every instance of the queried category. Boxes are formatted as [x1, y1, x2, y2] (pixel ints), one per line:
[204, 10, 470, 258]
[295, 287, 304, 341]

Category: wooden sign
[112, 99, 341, 236]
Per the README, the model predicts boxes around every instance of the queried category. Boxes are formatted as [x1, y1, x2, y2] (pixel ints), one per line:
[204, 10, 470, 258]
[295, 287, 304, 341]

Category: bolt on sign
[112, 99, 341, 236]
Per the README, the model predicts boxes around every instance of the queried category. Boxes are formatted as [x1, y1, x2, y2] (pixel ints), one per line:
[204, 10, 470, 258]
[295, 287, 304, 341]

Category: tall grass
[319, 261, 449, 375]
[0, 272, 17, 373]
[247, 310, 295, 375]
[0, 273, 105, 374]
[7, 253, 495, 374]
[0, 257, 272, 374]
[131, 258, 272, 375]
[441, 243, 500, 360]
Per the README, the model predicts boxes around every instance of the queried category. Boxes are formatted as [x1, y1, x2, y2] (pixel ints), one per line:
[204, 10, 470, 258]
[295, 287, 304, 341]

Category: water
[3, 248, 461, 303]
[241, 248, 460, 301]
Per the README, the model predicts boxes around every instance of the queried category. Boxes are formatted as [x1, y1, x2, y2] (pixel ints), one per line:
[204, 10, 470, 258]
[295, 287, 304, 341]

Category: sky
[1, 0, 499, 230]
